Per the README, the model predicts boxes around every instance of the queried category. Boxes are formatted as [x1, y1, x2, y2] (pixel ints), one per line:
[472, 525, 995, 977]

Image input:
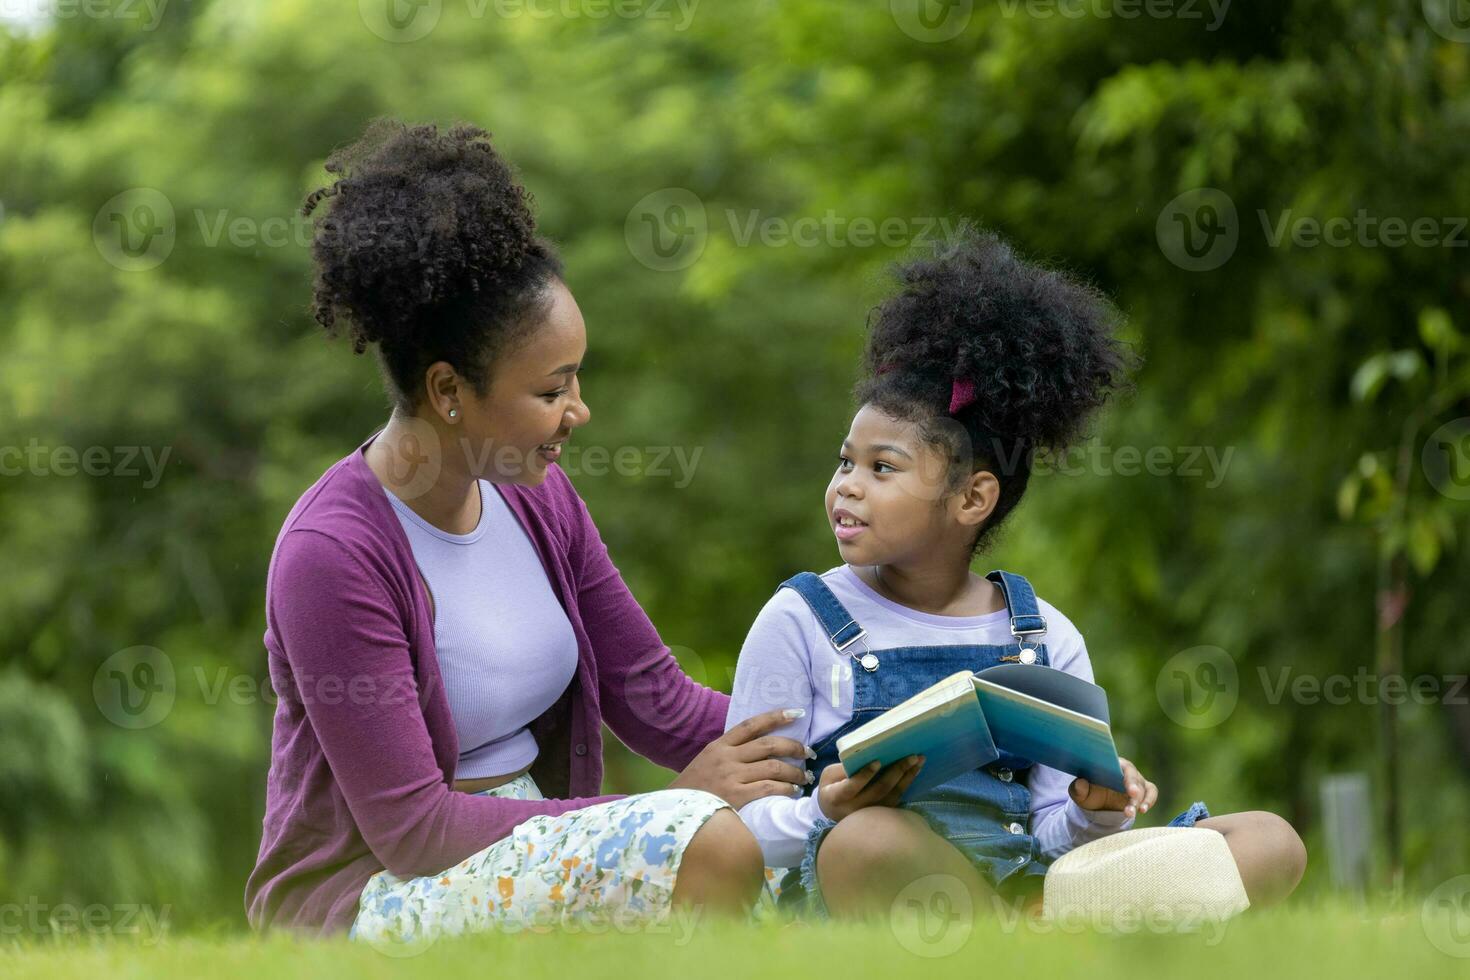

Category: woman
[244, 120, 815, 943]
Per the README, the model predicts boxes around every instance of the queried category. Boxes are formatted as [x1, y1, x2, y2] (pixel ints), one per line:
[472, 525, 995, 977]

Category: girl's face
[457, 278, 591, 487]
[825, 404, 995, 567]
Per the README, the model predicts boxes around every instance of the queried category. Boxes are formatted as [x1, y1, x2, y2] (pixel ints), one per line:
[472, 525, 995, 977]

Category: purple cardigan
[244, 432, 730, 935]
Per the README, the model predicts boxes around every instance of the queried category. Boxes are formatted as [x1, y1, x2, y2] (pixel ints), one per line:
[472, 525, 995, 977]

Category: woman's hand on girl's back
[815, 756, 924, 822]
[668, 708, 820, 809]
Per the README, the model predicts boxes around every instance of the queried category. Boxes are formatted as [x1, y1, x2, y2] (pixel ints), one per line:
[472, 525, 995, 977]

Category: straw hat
[1042, 827, 1250, 928]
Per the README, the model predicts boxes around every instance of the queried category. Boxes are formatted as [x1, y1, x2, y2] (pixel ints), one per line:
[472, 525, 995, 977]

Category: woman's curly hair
[302, 119, 563, 411]
[855, 223, 1137, 553]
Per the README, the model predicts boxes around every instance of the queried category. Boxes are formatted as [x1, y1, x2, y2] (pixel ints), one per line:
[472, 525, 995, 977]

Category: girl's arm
[1027, 621, 1134, 859]
[723, 589, 826, 868]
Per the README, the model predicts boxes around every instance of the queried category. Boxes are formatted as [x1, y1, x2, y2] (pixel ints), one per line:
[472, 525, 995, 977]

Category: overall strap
[984, 570, 1048, 643]
[778, 572, 867, 653]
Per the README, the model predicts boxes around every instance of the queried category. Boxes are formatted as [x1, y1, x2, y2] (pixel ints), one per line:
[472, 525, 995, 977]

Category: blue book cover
[835, 664, 1127, 797]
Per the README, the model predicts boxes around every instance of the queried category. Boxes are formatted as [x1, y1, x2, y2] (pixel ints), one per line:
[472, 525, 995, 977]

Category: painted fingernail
[805, 770, 814, 784]
[783, 708, 806, 720]
[805, 746, 817, 760]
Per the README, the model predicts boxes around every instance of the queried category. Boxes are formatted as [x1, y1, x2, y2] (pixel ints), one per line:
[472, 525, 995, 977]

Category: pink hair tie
[948, 378, 978, 415]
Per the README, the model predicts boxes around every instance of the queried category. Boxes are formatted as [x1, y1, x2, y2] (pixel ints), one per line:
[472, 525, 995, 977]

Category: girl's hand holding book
[816, 755, 925, 821]
[1067, 756, 1157, 819]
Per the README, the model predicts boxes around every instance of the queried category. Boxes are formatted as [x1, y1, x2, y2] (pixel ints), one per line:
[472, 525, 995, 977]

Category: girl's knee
[1200, 809, 1308, 892]
[1208, 810, 1305, 852]
[819, 807, 936, 878]
[685, 808, 764, 883]
[1249, 810, 1307, 876]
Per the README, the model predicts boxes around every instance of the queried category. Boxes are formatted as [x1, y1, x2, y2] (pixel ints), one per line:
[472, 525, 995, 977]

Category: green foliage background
[2, 0, 1468, 934]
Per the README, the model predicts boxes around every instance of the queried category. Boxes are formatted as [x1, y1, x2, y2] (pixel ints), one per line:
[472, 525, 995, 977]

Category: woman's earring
[448, 409, 458, 419]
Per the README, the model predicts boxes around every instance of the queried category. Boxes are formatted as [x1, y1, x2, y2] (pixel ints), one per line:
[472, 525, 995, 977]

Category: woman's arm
[554, 470, 812, 804]
[270, 529, 621, 879]
[558, 470, 731, 771]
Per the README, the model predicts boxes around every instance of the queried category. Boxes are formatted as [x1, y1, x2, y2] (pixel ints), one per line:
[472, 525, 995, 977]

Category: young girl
[724, 227, 1306, 921]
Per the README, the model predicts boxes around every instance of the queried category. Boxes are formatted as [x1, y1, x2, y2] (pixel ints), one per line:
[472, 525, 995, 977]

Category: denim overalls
[775, 568, 1217, 919]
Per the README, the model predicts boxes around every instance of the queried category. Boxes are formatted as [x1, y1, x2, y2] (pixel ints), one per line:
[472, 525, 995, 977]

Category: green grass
[3, 900, 1468, 980]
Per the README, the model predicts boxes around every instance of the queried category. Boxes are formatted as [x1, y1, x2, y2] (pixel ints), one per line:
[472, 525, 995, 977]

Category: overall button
[1015, 855, 1028, 865]
[1008, 822, 1025, 835]
[574, 743, 588, 756]
[996, 768, 1013, 782]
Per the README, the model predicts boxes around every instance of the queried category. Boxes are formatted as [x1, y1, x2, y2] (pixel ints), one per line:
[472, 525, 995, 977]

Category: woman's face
[457, 278, 591, 487]
[824, 403, 992, 567]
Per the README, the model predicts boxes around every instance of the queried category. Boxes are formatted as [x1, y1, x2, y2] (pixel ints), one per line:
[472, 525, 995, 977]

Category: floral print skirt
[350, 773, 730, 948]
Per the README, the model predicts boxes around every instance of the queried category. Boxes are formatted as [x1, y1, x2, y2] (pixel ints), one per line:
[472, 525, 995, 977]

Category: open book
[836, 663, 1127, 796]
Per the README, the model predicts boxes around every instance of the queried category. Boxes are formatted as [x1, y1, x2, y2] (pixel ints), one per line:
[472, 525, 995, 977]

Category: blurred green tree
[0, 0, 1466, 930]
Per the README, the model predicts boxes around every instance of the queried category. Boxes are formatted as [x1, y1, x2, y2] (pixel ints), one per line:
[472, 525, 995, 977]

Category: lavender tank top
[384, 479, 579, 779]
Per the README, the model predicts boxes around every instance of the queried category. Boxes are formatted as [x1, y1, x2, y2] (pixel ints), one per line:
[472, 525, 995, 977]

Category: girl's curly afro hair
[302, 119, 563, 412]
[855, 223, 1136, 552]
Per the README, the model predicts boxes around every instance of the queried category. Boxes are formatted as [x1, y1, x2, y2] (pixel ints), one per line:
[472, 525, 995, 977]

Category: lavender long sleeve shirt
[245, 431, 729, 936]
[724, 564, 1131, 869]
